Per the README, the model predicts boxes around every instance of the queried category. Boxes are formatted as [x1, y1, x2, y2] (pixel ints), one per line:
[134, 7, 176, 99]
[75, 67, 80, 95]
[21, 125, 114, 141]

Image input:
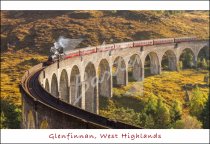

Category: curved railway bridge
[20, 38, 209, 129]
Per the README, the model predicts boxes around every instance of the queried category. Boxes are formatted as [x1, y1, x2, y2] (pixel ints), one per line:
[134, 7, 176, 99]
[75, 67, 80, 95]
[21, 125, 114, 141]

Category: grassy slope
[99, 70, 209, 126]
[1, 11, 209, 108]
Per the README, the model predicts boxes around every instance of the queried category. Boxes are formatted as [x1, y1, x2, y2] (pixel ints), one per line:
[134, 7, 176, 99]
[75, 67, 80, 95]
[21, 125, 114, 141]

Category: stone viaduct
[38, 39, 209, 115]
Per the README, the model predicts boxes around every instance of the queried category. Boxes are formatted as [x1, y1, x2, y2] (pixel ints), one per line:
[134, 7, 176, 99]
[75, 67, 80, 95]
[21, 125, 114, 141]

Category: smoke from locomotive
[50, 36, 83, 61]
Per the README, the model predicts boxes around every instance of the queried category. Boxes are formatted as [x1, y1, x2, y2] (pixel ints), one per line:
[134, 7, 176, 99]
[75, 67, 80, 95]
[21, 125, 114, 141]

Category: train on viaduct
[20, 37, 209, 129]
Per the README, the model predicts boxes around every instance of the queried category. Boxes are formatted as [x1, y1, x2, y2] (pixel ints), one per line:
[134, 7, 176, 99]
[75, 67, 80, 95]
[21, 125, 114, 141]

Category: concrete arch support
[98, 59, 112, 97]
[129, 54, 142, 81]
[84, 62, 98, 114]
[113, 56, 127, 86]
[51, 74, 59, 98]
[60, 69, 69, 103]
[147, 52, 160, 75]
[70, 65, 81, 107]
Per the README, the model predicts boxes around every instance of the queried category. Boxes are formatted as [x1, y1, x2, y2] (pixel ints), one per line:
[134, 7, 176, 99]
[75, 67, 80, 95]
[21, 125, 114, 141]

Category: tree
[180, 50, 194, 69]
[141, 96, 171, 128]
[143, 95, 157, 116]
[177, 61, 183, 71]
[139, 96, 157, 128]
[200, 95, 209, 129]
[1, 112, 7, 129]
[190, 86, 207, 120]
[186, 53, 194, 68]
[144, 114, 155, 128]
[201, 58, 208, 69]
[197, 58, 201, 68]
[154, 98, 170, 128]
[170, 100, 182, 123]
[107, 107, 140, 127]
[0, 98, 21, 128]
[173, 116, 202, 129]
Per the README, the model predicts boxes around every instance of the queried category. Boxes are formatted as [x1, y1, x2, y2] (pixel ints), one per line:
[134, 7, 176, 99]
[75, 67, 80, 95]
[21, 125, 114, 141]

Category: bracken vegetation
[1, 10, 209, 128]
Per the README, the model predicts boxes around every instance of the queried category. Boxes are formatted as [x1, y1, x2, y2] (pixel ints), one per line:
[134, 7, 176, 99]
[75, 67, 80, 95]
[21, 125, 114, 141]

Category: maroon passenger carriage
[79, 46, 97, 56]
[64, 49, 80, 59]
[153, 38, 175, 45]
[133, 39, 154, 47]
[115, 42, 134, 49]
[97, 44, 115, 52]
[174, 37, 197, 43]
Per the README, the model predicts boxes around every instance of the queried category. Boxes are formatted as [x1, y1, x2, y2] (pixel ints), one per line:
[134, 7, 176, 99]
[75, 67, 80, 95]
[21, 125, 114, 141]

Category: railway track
[20, 63, 140, 129]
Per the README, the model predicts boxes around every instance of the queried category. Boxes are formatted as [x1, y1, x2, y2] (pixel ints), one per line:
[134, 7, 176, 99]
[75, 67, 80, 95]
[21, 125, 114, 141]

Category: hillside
[1, 10, 209, 128]
[100, 70, 209, 128]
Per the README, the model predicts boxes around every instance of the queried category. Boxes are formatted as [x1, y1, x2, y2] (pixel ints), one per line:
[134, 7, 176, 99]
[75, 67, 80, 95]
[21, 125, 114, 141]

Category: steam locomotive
[47, 37, 197, 63]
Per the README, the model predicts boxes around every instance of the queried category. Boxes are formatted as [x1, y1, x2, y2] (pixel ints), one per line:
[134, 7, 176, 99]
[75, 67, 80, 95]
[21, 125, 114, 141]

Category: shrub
[1, 112, 7, 129]
[197, 58, 201, 68]
[0, 98, 21, 129]
[170, 100, 182, 123]
[143, 95, 157, 115]
[201, 58, 208, 69]
[154, 98, 170, 128]
[200, 94, 209, 129]
[177, 61, 183, 71]
[190, 86, 207, 120]
[144, 114, 155, 128]
[173, 116, 202, 129]
[141, 96, 170, 128]
[107, 107, 140, 127]
[197, 58, 209, 70]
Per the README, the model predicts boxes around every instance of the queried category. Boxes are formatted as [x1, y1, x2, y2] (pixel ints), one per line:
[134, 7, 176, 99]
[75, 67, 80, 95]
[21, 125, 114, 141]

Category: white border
[1, 1, 210, 10]
[1, 129, 209, 143]
[1, 1, 209, 144]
